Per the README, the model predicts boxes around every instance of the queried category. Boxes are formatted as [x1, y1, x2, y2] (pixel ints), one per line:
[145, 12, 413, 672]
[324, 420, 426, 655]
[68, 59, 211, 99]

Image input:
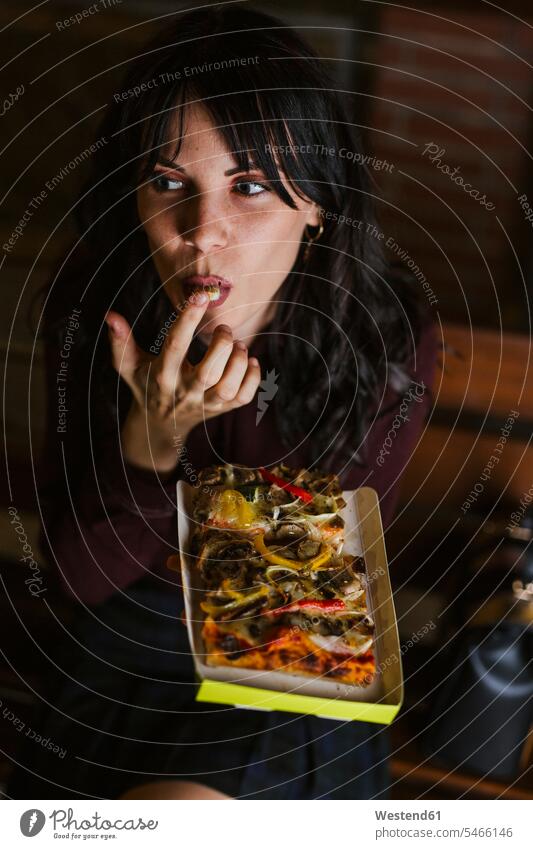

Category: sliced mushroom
[233, 467, 263, 485]
[264, 522, 307, 544]
[297, 538, 321, 560]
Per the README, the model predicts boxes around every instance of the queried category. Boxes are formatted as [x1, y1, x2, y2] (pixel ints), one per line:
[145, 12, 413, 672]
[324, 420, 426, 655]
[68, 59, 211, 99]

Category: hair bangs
[134, 73, 326, 212]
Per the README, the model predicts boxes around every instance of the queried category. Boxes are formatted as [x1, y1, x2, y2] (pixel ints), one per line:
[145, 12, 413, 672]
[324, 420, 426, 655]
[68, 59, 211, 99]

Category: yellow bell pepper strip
[253, 531, 331, 571]
[200, 584, 270, 616]
[211, 489, 258, 528]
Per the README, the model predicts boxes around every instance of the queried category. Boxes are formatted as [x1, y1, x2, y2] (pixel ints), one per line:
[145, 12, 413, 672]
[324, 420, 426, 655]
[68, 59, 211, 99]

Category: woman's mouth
[182, 275, 232, 309]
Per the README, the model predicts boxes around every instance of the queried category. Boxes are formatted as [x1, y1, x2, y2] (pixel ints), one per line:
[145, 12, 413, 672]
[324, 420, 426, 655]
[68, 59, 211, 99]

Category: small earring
[303, 220, 324, 262]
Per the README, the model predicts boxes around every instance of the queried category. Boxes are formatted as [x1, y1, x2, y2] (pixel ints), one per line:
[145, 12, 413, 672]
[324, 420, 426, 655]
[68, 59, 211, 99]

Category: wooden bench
[387, 321, 533, 799]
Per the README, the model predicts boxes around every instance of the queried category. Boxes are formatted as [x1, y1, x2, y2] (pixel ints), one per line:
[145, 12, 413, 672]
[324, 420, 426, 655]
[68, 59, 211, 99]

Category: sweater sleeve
[38, 326, 183, 606]
[41, 430, 184, 604]
[39, 433, 183, 606]
[341, 317, 440, 528]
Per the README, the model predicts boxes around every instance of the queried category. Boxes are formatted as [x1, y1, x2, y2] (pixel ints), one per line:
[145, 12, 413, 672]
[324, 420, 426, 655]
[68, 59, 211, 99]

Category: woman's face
[136, 102, 320, 343]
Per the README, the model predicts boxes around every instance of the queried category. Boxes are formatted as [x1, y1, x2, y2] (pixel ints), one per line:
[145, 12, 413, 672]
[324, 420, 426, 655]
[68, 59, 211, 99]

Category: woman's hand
[105, 292, 261, 473]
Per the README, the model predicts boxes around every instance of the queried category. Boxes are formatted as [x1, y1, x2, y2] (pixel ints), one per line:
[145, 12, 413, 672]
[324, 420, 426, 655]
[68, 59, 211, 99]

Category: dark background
[1, 0, 532, 799]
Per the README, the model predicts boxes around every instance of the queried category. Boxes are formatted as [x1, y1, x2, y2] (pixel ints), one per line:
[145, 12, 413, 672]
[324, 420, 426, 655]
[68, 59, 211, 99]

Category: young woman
[8, 6, 438, 800]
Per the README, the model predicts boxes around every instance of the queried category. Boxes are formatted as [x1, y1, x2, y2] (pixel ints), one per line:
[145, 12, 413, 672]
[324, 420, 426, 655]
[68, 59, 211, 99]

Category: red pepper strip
[267, 599, 346, 616]
[258, 466, 314, 504]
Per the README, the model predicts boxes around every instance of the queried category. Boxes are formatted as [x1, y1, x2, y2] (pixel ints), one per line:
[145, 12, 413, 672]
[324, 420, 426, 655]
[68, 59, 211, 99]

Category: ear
[306, 202, 321, 228]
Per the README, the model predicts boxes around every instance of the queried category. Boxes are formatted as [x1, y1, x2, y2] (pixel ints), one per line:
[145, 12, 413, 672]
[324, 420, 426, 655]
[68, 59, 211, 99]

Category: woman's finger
[166, 554, 181, 573]
[204, 352, 261, 408]
[232, 357, 262, 406]
[105, 311, 143, 387]
[203, 340, 250, 403]
[190, 325, 237, 392]
[157, 292, 210, 390]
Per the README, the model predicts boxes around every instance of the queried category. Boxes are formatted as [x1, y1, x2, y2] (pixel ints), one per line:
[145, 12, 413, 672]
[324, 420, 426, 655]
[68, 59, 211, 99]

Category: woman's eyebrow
[156, 156, 186, 171]
[225, 164, 258, 175]
[155, 157, 258, 175]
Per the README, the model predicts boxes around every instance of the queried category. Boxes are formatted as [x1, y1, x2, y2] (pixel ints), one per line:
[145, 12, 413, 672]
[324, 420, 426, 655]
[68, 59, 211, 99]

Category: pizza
[188, 463, 376, 686]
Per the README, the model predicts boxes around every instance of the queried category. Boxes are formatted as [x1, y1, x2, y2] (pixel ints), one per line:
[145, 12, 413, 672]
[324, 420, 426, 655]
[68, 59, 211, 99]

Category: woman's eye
[149, 174, 269, 196]
[152, 173, 184, 192]
[234, 181, 269, 197]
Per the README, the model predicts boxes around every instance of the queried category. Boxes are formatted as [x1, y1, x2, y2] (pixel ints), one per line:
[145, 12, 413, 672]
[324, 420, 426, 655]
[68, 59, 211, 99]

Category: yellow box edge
[196, 678, 401, 724]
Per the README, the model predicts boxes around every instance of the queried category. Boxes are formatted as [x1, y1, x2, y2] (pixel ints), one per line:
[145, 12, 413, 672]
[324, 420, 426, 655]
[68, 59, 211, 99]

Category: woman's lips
[182, 275, 232, 308]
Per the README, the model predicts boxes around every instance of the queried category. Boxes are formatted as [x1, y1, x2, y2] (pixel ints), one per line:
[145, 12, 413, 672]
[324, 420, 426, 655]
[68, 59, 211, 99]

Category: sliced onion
[265, 565, 301, 581]
[303, 513, 340, 524]
[277, 499, 307, 515]
[309, 633, 373, 657]
[202, 585, 269, 614]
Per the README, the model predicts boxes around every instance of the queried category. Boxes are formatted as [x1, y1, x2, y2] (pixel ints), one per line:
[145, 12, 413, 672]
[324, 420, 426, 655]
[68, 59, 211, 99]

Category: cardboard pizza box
[176, 481, 403, 723]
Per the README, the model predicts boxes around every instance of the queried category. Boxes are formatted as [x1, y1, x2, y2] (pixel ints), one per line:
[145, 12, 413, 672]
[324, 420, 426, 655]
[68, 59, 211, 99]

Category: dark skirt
[7, 577, 391, 800]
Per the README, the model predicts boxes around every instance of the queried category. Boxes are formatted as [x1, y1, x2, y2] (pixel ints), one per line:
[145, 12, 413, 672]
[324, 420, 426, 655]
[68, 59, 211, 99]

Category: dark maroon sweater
[41, 319, 439, 605]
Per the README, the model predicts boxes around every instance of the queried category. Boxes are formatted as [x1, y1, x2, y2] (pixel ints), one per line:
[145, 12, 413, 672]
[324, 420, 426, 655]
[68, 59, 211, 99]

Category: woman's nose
[179, 192, 229, 253]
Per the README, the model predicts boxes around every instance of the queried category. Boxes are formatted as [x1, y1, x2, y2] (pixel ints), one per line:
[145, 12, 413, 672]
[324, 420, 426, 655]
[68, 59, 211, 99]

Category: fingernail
[234, 341, 247, 351]
[249, 357, 259, 367]
[190, 292, 208, 306]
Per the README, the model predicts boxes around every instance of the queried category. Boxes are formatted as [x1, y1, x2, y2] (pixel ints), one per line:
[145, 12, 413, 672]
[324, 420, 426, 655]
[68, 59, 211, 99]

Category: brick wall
[366, 4, 533, 330]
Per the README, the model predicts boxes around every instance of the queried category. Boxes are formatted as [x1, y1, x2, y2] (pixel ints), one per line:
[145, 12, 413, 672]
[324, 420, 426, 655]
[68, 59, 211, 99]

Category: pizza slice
[188, 465, 376, 687]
